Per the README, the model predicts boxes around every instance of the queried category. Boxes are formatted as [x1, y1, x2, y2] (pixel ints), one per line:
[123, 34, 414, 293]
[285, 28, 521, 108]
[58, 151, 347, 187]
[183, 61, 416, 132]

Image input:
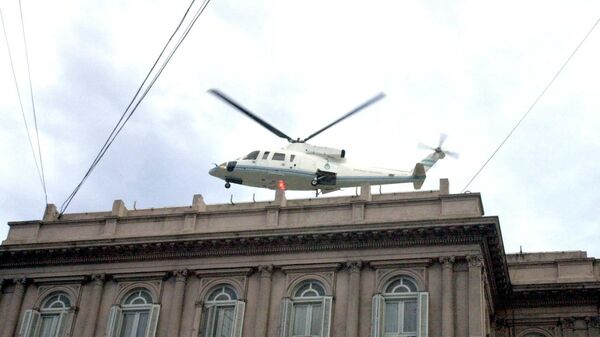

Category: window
[372, 276, 428, 337]
[272, 153, 286, 161]
[243, 151, 260, 160]
[106, 288, 160, 337]
[280, 281, 333, 337]
[200, 285, 245, 337]
[290, 155, 295, 162]
[262, 151, 270, 160]
[18, 292, 74, 337]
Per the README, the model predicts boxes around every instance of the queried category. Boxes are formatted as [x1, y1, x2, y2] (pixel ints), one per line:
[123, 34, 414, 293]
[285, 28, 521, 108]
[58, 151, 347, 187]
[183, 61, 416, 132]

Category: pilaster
[440, 257, 455, 337]
[167, 269, 188, 337]
[345, 260, 362, 337]
[82, 274, 106, 337]
[254, 265, 274, 337]
[467, 255, 484, 337]
[2, 277, 28, 337]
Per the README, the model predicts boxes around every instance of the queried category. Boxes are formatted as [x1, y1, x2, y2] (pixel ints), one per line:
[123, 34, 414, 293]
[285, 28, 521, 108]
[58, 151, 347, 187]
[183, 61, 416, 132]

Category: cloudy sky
[1, 0, 598, 257]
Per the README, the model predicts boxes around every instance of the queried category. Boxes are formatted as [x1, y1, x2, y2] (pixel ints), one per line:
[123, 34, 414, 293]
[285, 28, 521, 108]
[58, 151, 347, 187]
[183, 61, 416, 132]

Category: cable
[59, 0, 212, 215]
[461, 16, 600, 193]
[1, 8, 47, 202]
[19, 0, 48, 204]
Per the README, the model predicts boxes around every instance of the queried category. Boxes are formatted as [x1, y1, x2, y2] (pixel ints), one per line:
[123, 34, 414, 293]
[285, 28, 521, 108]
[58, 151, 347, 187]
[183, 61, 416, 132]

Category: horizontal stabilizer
[412, 163, 426, 190]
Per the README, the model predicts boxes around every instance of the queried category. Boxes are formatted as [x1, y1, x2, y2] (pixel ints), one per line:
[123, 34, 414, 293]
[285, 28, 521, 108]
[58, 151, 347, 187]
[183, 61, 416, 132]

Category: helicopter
[207, 89, 458, 194]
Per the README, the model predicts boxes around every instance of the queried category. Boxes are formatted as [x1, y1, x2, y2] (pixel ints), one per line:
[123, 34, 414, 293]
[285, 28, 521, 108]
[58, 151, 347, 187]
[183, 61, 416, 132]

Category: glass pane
[403, 300, 418, 333]
[309, 303, 323, 336]
[119, 313, 136, 337]
[272, 153, 285, 161]
[136, 312, 149, 337]
[293, 304, 309, 335]
[262, 151, 270, 159]
[39, 315, 59, 337]
[214, 306, 235, 337]
[384, 302, 399, 333]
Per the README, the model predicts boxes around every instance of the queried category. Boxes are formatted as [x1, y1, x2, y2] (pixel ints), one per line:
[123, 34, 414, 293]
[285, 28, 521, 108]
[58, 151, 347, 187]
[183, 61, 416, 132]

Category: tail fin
[412, 163, 426, 189]
[412, 150, 445, 189]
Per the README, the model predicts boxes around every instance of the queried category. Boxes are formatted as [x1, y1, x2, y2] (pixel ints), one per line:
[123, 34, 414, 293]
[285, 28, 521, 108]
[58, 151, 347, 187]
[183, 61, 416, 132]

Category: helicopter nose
[209, 163, 227, 177]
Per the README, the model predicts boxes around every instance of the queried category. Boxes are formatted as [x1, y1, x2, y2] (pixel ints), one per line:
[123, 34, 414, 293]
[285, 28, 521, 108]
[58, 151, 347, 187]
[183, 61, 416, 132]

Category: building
[0, 180, 598, 337]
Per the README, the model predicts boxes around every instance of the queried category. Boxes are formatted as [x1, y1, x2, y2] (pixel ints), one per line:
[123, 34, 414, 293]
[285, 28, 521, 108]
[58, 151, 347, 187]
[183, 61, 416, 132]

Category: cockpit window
[272, 153, 285, 161]
[262, 151, 270, 160]
[243, 151, 260, 160]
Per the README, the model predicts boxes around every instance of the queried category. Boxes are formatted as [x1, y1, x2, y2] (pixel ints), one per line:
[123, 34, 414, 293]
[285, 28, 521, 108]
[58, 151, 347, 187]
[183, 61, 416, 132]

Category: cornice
[499, 282, 600, 308]
[0, 217, 510, 298]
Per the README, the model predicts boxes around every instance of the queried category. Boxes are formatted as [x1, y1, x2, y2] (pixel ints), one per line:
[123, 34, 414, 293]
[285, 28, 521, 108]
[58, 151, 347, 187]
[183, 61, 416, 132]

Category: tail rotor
[418, 133, 459, 159]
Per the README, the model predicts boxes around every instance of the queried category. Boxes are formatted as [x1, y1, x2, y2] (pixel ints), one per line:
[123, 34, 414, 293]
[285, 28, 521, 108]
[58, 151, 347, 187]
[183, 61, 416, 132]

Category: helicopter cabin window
[272, 153, 286, 161]
[243, 151, 260, 160]
[290, 155, 295, 162]
[262, 151, 270, 160]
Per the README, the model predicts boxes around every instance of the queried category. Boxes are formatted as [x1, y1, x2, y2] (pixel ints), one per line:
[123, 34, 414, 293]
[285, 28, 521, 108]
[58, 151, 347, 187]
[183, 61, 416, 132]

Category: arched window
[105, 288, 160, 337]
[372, 276, 429, 337]
[280, 280, 333, 337]
[200, 285, 245, 337]
[18, 292, 75, 337]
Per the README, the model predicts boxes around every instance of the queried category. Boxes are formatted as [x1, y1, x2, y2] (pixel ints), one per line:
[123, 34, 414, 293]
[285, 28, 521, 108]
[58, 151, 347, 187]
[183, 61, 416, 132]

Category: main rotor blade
[208, 89, 293, 142]
[438, 133, 448, 148]
[302, 92, 386, 142]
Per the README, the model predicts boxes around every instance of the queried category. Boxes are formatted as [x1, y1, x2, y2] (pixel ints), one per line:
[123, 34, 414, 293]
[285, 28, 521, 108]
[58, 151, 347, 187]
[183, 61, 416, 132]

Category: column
[167, 269, 188, 337]
[82, 274, 106, 337]
[467, 255, 484, 337]
[254, 265, 273, 337]
[2, 278, 27, 337]
[345, 261, 362, 337]
[440, 257, 455, 337]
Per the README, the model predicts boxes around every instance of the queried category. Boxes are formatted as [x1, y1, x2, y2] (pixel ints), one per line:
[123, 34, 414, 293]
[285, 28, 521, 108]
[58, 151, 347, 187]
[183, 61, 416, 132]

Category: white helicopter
[208, 89, 457, 194]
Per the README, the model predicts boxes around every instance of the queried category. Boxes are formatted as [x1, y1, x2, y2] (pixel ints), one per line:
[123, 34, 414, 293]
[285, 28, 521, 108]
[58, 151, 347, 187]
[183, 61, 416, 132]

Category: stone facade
[0, 180, 598, 337]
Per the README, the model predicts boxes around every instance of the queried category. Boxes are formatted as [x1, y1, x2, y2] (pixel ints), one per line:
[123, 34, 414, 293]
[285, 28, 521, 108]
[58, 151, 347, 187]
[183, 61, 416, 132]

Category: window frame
[280, 280, 333, 337]
[19, 291, 75, 337]
[106, 288, 160, 337]
[200, 284, 245, 337]
[372, 276, 428, 337]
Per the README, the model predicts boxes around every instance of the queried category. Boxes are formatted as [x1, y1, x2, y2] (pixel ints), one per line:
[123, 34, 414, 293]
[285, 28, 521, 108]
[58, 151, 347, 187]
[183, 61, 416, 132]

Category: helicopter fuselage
[209, 143, 428, 192]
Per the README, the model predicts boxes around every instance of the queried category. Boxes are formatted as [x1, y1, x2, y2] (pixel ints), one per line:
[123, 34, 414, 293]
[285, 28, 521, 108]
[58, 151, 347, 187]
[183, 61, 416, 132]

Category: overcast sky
[1, 1, 598, 257]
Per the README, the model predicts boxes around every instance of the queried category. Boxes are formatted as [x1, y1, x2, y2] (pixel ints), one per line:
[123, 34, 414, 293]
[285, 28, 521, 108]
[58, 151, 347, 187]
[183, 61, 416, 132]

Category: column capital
[13, 277, 29, 286]
[439, 256, 455, 267]
[258, 264, 274, 277]
[91, 273, 106, 285]
[467, 255, 483, 267]
[173, 269, 189, 282]
[345, 260, 363, 273]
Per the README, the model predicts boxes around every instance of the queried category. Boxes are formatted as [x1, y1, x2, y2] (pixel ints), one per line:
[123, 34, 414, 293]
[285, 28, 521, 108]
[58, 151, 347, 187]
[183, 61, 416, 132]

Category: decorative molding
[36, 284, 82, 309]
[439, 256, 455, 267]
[368, 258, 433, 269]
[345, 260, 363, 273]
[32, 275, 87, 285]
[112, 271, 168, 282]
[194, 267, 254, 278]
[114, 280, 163, 304]
[467, 255, 483, 267]
[258, 265, 273, 277]
[173, 269, 189, 282]
[198, 275, 248, 300]
[280, 263, 342, 273]
[375, 268, 428, 293]
[285, 271, 336, 297]
[0, 220, 511, 298]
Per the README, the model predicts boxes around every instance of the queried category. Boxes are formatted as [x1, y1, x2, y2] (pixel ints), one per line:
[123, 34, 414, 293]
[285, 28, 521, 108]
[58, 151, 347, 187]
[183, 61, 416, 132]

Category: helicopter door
[314, 169, 337, 185]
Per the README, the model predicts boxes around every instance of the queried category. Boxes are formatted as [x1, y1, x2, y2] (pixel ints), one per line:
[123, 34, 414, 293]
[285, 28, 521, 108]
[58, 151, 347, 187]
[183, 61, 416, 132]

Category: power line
[1, 8, 47, 203]
[19, 0, 48, 204]
[59, 0, 212, 215]
[461, 16, 600, 193]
